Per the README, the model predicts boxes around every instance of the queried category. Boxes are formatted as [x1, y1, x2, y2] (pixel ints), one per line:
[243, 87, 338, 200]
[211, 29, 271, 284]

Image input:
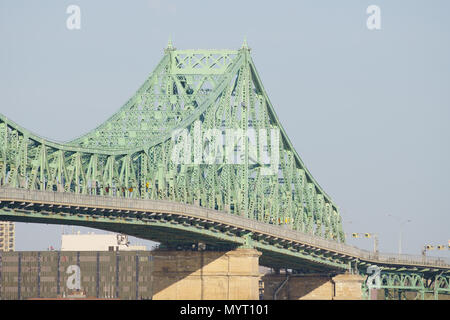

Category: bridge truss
[0, 42, 344, 242]
[0, 41, 449, 299]
[362, 269, 450, 300]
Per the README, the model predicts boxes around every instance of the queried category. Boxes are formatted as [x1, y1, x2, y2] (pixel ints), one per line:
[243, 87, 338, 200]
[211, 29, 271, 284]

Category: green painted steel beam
[1, 43, 449, 293]
[0, 45, 345, 243]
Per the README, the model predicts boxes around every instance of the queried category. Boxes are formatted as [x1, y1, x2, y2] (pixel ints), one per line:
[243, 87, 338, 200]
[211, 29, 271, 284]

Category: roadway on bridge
[0, 187, 449, 275]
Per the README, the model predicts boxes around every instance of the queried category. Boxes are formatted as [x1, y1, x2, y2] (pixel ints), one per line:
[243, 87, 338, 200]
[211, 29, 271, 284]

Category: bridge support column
[331, 273, 365, 300]
[262, 273, 365, 300]
[152, 248, 261, 300]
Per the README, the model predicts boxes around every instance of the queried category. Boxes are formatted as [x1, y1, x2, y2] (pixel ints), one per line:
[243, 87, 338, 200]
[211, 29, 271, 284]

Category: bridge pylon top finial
[165, 35, 175, 52]
[241, 36, 251, 52]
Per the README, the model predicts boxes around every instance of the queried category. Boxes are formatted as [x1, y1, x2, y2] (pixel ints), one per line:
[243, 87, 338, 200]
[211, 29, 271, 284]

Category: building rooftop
[61, 232, 147, 251]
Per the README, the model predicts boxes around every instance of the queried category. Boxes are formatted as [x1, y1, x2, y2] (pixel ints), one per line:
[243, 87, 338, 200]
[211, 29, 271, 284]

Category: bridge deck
[0, 188, 449, 273]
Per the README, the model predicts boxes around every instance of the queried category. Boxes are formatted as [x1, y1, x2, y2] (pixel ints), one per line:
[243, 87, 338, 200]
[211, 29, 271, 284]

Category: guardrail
[0, 187, 449, 269]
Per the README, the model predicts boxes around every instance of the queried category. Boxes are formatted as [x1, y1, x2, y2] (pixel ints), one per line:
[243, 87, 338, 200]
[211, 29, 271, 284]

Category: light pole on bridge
[387, 214, 412, 255]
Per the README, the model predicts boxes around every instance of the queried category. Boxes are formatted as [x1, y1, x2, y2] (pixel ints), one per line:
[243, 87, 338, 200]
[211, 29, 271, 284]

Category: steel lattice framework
[1, 42, 449, 300]
[0, 42, 344, 242]
[362, 268, 450, 300]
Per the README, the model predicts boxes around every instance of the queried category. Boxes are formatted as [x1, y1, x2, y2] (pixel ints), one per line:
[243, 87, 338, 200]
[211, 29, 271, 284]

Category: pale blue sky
[0, 1, 449, 257]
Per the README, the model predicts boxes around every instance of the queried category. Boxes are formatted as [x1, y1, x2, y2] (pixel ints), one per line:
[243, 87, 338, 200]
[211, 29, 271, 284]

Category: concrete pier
[152, 248, 261, 300]
[262, 273, 365, 300]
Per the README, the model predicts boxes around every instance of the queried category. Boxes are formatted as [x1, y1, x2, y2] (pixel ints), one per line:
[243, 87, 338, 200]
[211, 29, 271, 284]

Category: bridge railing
[354, 250, 450, 268]
[0, 187, 449, 268]
[203, 211, 450, 267]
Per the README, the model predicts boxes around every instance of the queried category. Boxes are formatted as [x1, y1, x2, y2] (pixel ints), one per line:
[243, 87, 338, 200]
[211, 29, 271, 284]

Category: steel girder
[0, 44, 345, 243]
[361, 267, 450, 300]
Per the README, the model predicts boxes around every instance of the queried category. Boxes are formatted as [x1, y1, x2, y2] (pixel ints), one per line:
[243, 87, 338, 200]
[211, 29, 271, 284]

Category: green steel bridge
[0, 41, 449, 299]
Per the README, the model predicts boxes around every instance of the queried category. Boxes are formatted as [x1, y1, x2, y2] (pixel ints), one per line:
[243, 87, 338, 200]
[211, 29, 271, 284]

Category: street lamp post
[374, 234, 379, 255]
[368, 233, 379, 254]
[387, 214, 411, 255]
